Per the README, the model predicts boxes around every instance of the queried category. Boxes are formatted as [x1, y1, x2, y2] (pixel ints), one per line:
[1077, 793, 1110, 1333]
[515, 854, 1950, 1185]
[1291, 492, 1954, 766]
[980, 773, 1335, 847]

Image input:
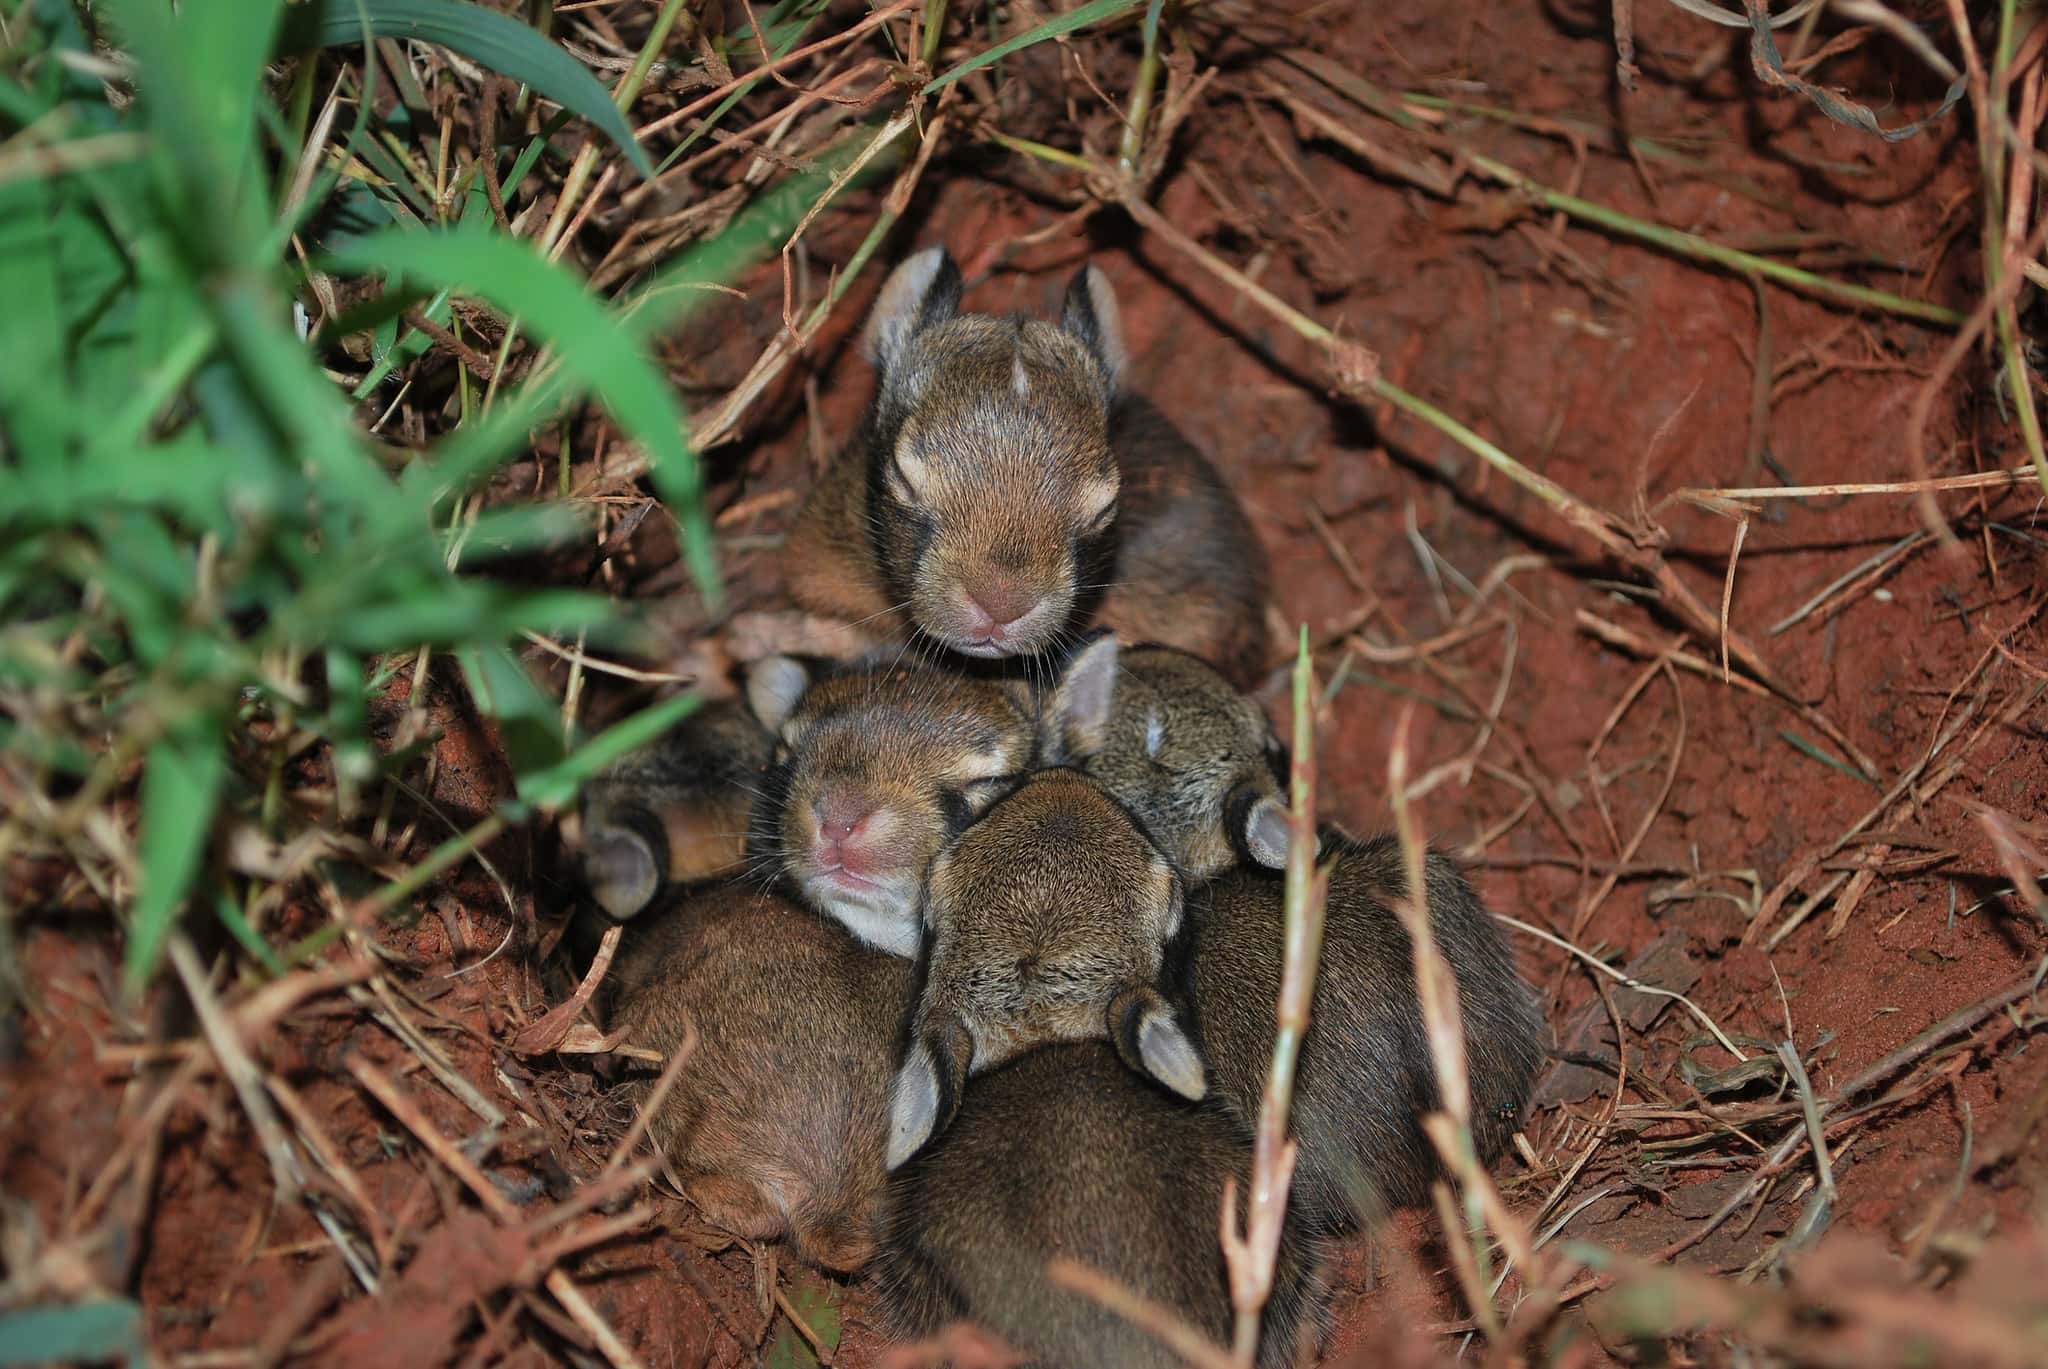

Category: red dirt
[6, 0, 2046, 1365]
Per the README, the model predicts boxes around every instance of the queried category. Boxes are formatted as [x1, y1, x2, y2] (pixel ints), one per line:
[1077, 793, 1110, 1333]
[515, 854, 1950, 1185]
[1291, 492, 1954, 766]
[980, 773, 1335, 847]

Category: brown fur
[887, 768, 1203, 1167]
[786, 247, 1270, 684]
[749, 656, 1038, 957]
[608, 883, 914, 1271]
[576, 698, 774, 917]
[875, 1043, 1323, 1369]
[1177, 836, 1545, 1231]
[1046, 638, 1291, 879]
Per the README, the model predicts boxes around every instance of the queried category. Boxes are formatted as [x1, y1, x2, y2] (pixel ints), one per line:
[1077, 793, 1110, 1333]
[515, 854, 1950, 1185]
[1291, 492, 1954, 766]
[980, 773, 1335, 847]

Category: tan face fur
[885, 768, 1204, 1168]
[1047, 636, 1294, 879]
[748, 656, 1036, 958]
[861, 247, 1127, 661]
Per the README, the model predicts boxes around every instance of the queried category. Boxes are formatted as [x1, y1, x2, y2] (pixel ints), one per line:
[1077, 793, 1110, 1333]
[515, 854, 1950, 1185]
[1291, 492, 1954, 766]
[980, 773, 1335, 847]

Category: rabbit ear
[745, 655, 812, 732]
[1046, 631, 1121, 762]
[580, 811, 663, 918]
[1228, 784, 1292, 870]
[1060, 262, 1127, 392]
[863, 246, 963, 374]
[1107, 985, 1206, 1102]
[885, 1013, 974, 1170]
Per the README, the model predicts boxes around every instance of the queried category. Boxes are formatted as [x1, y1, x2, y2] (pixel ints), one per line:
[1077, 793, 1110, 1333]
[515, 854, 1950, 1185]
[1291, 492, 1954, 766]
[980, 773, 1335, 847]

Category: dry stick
[771, 1284, 838, 1367]
[1456, 145, 1965, 327]
[1576, 611, 1773, 703]
[166, 936, 303, 1208]
[511, 922, 624, 1054]
[1949, 0, 2048, 494]
[1674, 463, 2041, 505]
[1612, 0, 1641, 89]
[1047, 1260, 1239, 1369]
[602, 104, 949, 489]
[1652, 968, 2043, 1266]
[1116, 189, 1880, 781]
[1755, 669, 2035, 948]
[1496, 912, 1747, 1061]
[1719, 517, 1748, 681]
[537, 0, 696, 252]
[1573, 659, 1687, 940]
[600, 1015, 699, 1181]
[348, 1058, 648, 1369]
[1257, 77, 1454, 197]
[1767, 532, 1928, 637]
[633, 0, 918, 142]
[1221, 632, 1326, 1366]
[1905, 198, 2048, 543]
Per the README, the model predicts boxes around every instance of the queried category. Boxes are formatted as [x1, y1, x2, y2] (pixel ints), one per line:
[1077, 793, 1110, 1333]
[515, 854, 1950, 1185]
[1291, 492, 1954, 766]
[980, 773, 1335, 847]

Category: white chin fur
[812, 887, 921, 957]
[946, 639, 1015, 658]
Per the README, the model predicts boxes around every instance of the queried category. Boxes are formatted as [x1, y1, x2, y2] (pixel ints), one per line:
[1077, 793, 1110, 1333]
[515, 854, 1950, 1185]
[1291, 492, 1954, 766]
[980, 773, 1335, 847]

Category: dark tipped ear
[745, 656, 811, 732]
[886, 1013, 974, 1169]
[1048, 632, 1121, 761]
[1107, 985, 1206, 1101]
[581, 809, 664, 918]
[1228, 784, 1291, 870]
[863, 246, 962, 374]
[1061, 263, 1126, 390]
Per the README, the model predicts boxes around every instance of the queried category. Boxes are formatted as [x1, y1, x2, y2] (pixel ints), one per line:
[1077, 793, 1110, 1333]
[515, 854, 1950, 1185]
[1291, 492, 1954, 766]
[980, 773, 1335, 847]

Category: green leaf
[215, 890, 288, 976]
[515, 690, 700, 813]
[455, 642, 565, 783]
[325, 226, 718, 603]
[0, 1300, 145, 1369]
[926, 0, 1141, 93]
[101, 0, 285, 264]
[279, 0, 653, 179]
[126, 713, 229, 993]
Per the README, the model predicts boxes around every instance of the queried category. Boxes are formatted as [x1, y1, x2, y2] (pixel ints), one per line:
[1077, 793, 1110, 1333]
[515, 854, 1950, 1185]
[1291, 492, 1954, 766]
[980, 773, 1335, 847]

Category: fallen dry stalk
[1114, 184, 1879, 781]
[349, 1057, 649, 1369]
[1047, 1260, 1238, 1369]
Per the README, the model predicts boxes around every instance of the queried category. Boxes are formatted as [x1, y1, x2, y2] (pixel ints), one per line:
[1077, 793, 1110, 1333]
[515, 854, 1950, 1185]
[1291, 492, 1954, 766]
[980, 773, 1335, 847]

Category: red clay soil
[6, 0, 2047, 1365]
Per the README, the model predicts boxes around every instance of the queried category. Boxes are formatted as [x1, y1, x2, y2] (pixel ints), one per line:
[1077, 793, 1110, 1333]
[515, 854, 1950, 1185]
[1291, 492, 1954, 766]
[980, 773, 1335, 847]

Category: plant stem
[539, 0, 690, 250]
[1986, 0, 2047, 488]
[1461, 149, 1966, 327]
[1229, 628, 1327, 1365]
[1118, 0, 1165, 176]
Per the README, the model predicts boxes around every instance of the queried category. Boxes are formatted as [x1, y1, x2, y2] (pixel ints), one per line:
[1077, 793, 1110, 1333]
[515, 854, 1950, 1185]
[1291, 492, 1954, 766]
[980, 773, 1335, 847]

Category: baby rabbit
[1045, 633, 1291, 880]
[785, 246, 1271, 684]
[745, 654, 1038, 957]
[607, 881, 914, 1272]
[1178, 835, 1543, 1231]
[886, 767, 1203, 1169]
[877, 1043, 1321, 1369]
[576, 697, 773, 918]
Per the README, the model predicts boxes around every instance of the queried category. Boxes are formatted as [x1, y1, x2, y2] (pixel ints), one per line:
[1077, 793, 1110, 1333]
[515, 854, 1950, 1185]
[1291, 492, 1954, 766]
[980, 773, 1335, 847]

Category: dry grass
[5, 0, 2048, 1366]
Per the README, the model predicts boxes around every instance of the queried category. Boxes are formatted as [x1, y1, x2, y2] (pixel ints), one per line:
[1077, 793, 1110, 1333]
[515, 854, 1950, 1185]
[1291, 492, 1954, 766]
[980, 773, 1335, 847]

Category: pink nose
[963, 576, 1036, 638]
[813, 796, 880, 874]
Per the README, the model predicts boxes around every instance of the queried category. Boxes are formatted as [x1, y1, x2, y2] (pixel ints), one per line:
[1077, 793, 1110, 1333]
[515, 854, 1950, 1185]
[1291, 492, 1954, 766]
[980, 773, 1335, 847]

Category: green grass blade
[926, 0, 1141, 93]
[279, 0, 653, 178]
[326, 226, 718, 602]
[101, 0, 286, 263]
[125, 715, 229, 993]
[515, 690, 701, 812]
